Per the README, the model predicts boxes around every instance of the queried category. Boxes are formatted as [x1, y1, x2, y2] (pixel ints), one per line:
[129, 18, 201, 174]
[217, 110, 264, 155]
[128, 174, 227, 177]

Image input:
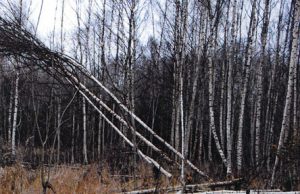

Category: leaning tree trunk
[270, 0, 300, 187]
[207, 21, 227, 167]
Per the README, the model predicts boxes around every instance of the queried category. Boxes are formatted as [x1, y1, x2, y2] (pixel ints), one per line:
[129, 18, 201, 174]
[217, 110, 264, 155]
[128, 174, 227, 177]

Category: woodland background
[0, 0, 300, 192]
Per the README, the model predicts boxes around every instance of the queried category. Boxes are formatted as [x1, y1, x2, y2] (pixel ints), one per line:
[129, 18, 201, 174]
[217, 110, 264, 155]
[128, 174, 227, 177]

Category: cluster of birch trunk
[0, 0, 299, 186]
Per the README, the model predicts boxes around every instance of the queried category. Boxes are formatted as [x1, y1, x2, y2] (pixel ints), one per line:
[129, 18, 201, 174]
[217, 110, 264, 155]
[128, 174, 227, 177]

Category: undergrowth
[0, 162, 175, 194]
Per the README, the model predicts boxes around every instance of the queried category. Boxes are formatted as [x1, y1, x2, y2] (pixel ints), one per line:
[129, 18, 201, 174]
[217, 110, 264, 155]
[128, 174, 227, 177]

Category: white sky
[0, 0, 78, 43]
[14, 0, 157, 49]
[30, 0, 78, 42]
[0, 0, 288, 53]
[36, 1, 75, 30]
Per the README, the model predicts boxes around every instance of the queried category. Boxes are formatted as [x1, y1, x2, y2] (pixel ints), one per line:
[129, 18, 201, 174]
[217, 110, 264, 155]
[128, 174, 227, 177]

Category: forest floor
[0, 162, 299, 193]
[0, 162, 176, 194]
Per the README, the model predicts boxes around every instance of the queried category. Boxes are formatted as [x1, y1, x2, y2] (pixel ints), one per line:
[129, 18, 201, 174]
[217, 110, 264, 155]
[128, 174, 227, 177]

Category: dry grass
[0, 162, 177, 194]
[3, 161, 298, 193]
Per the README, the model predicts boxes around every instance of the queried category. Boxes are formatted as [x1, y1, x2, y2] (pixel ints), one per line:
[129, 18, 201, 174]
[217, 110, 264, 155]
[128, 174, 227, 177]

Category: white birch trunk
[185, 6, 205, 156]
[11, 72, 19, 158]
[208, 27, 227, 167]
[82, 97, 88, 164]
[171, 86, 177, 148]
[226, 0, 237, 176]
[219, 62, 226, 150]
[264, 0, 283, 159]
[255, 0, 270, 168]
[180, 65, 185, 188]
[236, 0, 257, 172]
[220, 4, 228, 149]
[98, 105, 102, 160]
[7, 86, 13, 144]
[173, 0, 181, 155]
[271, 0, 300, 187]
[293, 54, 298, 138]
[198, 93, 204, 162]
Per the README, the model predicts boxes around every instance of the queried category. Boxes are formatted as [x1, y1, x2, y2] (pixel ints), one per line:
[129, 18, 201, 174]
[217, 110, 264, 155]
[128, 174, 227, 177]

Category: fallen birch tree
[0, 16, 208, 179]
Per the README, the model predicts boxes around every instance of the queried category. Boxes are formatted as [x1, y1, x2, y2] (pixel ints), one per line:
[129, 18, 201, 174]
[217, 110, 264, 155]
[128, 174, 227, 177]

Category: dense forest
[0, 0, 300, 192]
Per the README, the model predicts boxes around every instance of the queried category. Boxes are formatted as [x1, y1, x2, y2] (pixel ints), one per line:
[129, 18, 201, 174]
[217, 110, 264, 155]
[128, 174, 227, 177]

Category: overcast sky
[0, 0, 161, 51]
[0, 0, 287, 53]
[33, 0, 77, 34]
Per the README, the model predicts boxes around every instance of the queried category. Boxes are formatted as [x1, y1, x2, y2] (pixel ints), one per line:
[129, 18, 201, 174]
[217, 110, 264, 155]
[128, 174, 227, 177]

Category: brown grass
[0, 162, 177, 194]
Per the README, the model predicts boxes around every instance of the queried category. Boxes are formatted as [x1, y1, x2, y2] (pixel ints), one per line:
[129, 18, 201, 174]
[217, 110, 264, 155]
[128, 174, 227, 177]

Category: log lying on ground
[123, 178, 244, 194]
[188, 178, 244, 191]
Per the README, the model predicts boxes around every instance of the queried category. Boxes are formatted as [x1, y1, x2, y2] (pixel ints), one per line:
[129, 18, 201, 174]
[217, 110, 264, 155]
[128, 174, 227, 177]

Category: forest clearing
[0, 0, 300, 193]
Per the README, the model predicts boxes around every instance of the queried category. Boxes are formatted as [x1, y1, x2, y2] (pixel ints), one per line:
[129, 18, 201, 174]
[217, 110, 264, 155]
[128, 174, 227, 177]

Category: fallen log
[123, 178, 244, 194]
[188, 178, 244, 191]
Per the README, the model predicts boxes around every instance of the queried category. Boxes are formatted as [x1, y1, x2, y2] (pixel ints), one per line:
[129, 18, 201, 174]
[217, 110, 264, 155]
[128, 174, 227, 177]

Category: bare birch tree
[226, 0, 237, 176]
[11, 71, 19, 158]
[255, 0, 270, 168]
[271, 0, 300, 187]
[236, 0, 257, 173]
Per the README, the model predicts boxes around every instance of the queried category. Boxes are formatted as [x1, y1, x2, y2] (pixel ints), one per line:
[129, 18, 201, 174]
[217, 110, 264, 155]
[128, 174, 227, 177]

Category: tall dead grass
[0, 162, 175, 194]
